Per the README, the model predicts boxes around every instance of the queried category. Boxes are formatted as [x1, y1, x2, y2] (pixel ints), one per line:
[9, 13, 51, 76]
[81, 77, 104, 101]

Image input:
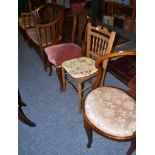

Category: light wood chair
[62, 22, 116, 112]
[83, 51, 136, 155]
[26, 3, 64, 71]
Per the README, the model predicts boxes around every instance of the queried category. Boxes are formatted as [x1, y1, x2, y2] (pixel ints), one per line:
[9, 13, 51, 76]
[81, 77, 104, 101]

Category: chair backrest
[93, 50, 136, 89]
[28, 0, 45, 11]
[35, 17, 64, 48]
[31, 3, 64, 48]
[84, 22, 116, 70]
[31, 3, 64, 25]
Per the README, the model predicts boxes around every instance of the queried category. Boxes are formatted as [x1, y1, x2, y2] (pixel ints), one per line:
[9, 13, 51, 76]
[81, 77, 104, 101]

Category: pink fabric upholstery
[44, 43, 82, 67]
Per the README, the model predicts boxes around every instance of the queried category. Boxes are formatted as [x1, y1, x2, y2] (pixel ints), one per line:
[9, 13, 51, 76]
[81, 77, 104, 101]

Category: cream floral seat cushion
[85, 87, 136, 137]
[62, 57, 97, 78]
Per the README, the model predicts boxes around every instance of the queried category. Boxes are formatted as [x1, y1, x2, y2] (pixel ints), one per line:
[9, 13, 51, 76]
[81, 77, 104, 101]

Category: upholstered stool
[84, 86, 136, 138]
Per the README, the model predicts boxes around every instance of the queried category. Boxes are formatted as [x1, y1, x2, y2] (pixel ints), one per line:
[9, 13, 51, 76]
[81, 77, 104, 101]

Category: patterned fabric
[85, 87, 136, 137]
[62, 57, 97, 78]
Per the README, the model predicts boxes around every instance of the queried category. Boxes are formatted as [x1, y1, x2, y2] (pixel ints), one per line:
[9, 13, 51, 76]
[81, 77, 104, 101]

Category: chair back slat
[86, 23, 116, 60]
[36, 18, 63, 47]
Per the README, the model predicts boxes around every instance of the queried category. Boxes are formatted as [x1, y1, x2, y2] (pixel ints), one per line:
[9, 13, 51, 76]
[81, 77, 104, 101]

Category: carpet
[18, 30, 135, 155]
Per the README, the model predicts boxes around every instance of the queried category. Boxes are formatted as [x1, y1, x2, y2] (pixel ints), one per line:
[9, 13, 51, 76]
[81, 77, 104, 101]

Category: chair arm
[21, 12, 35, 29]
[93, 50, 136, 89]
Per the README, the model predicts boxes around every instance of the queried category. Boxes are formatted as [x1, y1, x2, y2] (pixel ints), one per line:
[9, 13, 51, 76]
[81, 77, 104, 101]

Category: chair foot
[18, 107, 36, 127]
[84, 119, 93, 148]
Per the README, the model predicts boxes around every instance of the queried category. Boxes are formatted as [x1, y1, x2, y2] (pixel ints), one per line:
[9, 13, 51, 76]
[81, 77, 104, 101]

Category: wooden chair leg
[126, 138, 136, 155]
[40, 49, 47, 72]
[78, 82, 83, 112]
[84, 119, 93, 148]
[18, 92, 36, 127]
[46, 58, 53, 76]
[56, 67, 63, 92]
[62, 67, 66, 92]
[18, 107, 36, 127]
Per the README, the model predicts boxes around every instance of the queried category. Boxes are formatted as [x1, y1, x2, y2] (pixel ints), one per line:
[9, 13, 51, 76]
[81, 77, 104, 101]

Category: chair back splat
[62, 22, 116, 112]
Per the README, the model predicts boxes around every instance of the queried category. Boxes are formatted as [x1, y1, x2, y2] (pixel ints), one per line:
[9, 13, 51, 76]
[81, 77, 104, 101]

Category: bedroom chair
[62, 22, 116, 112]
[83, 50, 136, 155]
[26, 3, 64, 71]
[44, 15, 89, 92]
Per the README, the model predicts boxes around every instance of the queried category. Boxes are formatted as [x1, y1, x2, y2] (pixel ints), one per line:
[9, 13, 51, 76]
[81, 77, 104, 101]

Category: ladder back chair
[62, 22, 116, 112]
[26, 3, 64, 71]
[83, 50, 136, 155]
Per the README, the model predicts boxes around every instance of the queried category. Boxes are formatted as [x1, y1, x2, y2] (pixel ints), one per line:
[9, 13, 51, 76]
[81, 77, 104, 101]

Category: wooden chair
[44, 15, 89, 92]
[62, 22, 116, 112]
[26, 3, 64, 71]
[18, 0, 45, 40]
[83, 51, 136, 155]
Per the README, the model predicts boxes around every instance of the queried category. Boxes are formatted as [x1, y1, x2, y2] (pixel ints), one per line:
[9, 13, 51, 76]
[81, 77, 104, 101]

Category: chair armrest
[20, 12, 35, 29]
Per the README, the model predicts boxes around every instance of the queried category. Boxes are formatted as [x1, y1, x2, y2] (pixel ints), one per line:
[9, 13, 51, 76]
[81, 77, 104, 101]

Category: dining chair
[26, 3, 64, 71]
[83, 50, 136, 155]
[61, 22, 116, 112]
[44, 14, 89, 92]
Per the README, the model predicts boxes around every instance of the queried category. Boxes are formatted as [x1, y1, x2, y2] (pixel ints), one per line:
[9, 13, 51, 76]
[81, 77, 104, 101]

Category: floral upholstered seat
[62, 57, 97, 78]
[85, 86, 136, 137]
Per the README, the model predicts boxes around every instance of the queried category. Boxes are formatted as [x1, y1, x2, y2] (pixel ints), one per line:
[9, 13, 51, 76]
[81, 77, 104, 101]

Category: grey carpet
[18, 32, 135, 155]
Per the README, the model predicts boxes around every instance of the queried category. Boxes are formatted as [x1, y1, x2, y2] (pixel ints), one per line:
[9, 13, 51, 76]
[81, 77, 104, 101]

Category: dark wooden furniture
[108, 54, 136, 85]
[128, 74, 136, 99]
[83, 51, 136, 155]
[62, 22, 116, 112]
[18, 91, 36, 127]
[100, 0, 136, 31]
[26, 3, 65, 71]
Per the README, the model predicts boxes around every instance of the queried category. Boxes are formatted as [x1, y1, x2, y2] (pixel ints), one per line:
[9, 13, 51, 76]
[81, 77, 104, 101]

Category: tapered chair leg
[84, 119, 93, 148]
[40, 49, 47, 72]
[126, 138, 136, 155]
[62, 67, 66, 92]
[78, 82, 83, 112]
[56, 67, 63, 92]
[18, 107, 36, 127]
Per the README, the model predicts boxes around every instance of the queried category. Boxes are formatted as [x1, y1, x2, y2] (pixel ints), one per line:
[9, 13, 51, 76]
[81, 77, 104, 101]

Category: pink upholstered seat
[44, 43, 82, 67]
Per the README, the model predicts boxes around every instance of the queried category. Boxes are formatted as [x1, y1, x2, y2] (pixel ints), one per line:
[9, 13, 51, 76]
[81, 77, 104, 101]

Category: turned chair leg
[62, 67, 66, 92]
[126, 138, 136, 155]
[56, 67, 63, 92]
[78, 82, 83, 113]
[84, 119, 93, 148]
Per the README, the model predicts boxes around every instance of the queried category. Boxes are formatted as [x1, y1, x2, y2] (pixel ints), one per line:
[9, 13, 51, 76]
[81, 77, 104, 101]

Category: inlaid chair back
[61, 22, 116, 112]
[83, 50, 136, 155]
